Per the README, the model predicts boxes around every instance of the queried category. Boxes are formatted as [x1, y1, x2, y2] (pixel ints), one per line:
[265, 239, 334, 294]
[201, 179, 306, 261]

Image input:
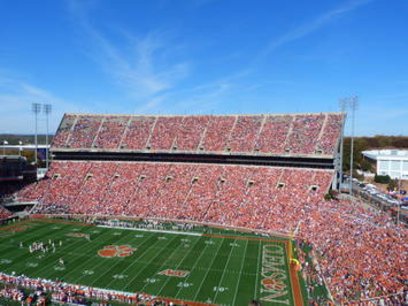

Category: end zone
[203, 233, 304, 306]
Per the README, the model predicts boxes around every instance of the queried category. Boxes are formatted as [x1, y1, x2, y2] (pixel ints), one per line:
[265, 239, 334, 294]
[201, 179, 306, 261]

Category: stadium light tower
[44, 104, 52, 170]
[32, 103, 42, 165]
[348, 96, 358, 195]
[339, 99, 348, 188]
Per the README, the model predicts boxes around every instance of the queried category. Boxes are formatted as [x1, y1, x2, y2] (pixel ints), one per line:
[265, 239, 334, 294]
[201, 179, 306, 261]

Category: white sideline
[97, 225, 202, 236]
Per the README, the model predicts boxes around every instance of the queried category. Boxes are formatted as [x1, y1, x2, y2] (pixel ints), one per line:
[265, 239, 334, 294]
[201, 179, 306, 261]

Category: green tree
[342, 135, 408, 173]
[360, 159, 372, 172]
[374, 175, 391, 184]
[387, 179, 398, 191]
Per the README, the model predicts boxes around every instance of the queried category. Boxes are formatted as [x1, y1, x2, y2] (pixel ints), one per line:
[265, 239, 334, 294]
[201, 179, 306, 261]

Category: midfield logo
[98, 245, 135, 258]
[158, 269, 190, 277]
[66, 232, 89, 238]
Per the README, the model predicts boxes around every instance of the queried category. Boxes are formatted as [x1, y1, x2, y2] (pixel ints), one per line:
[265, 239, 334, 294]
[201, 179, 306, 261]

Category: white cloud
[259, 0, 373, 58]
[173, 0, 376, 112]
[66, 0, 190, 107]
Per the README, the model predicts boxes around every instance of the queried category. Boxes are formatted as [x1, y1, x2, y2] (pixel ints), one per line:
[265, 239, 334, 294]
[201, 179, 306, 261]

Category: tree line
[342, 135, 408, 173]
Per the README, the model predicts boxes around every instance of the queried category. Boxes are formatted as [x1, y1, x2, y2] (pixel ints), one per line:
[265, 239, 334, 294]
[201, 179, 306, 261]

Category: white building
[362, 149, 408, 180]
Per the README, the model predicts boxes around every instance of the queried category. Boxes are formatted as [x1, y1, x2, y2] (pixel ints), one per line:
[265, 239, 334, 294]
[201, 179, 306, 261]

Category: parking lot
[342, 176, 408, 225]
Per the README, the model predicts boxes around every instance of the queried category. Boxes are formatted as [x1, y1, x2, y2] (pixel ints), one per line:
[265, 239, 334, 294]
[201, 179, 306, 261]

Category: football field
[0, 219, 304, 305]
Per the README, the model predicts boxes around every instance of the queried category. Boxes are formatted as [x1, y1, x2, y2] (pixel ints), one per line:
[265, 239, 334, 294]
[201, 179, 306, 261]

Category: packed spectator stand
[0, 205, 12, 220]
[18, 161, 333, 229]
[0, 272, 178, 305]
[5, 111, 408, 304]
[0, 183, 20, 220]
[51, 113, 344, 157]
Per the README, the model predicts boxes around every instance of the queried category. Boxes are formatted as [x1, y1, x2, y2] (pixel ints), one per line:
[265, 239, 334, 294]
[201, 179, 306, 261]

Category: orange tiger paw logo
[261, 278, 286, 291]
[98, 245, 135, 258]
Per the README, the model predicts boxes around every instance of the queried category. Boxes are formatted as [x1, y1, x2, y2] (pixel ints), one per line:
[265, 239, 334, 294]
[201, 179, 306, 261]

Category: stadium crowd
[0, 272, 180, 305]
[4, 111, 407, 304]
[21, 161, 332, 230]
[68, 116, 103, 148]
[300, 199, 407, 304]
[286, 114, 324, 154]
[121, 116, 155, 150]
[254, 115, 291, 154]
[0, 286, 47, 305]
[50, 113, 344, 156]
[15, 160, 407, 304]
[94, 116, 128, 149]
[0, 205, 12, 220]
[51, 114, 76, 148]
[317, 113, 344, 154]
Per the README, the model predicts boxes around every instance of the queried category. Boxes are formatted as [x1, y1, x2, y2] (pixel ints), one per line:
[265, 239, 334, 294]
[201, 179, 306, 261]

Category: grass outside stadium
[0, 216, 320, 306]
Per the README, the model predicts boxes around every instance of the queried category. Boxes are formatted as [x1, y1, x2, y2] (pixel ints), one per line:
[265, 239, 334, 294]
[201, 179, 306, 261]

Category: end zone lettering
[260, 244, 290, 305]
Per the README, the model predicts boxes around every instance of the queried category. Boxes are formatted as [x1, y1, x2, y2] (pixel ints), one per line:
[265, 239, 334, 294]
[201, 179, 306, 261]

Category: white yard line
[254, 240, 262, 299]
[18, 226, 99, 277]
[114, 238, 177, 286]
[155, 236, 203, 296]
[212, 238, 237, 302]
[85, 233, 160, 286]
[64, 230, 138, 282]
[97, 225, 202, 236]
[192, 238, 225, 301]
[231, 240, 249, 306]
[174, 240, 211, 299]
[138, 236, 195, 293]
[100, 235, 176, 289]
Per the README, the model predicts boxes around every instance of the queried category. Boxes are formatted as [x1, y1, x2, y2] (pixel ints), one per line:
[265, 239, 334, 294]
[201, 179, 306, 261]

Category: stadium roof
[362, 149, 408, 161]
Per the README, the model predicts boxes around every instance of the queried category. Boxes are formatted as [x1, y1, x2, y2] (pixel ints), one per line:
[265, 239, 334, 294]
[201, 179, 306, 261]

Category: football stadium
[0, 113, 407, 305]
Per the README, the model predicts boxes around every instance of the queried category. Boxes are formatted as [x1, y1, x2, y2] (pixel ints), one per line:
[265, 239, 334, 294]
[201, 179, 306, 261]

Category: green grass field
[0, 219, 303, 306]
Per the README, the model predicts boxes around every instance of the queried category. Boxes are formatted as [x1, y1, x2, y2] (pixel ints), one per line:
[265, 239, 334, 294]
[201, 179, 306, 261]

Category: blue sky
[0, 0, 407, 136]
